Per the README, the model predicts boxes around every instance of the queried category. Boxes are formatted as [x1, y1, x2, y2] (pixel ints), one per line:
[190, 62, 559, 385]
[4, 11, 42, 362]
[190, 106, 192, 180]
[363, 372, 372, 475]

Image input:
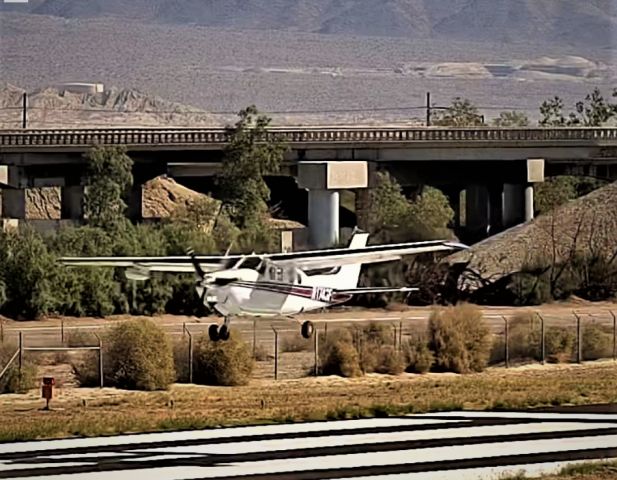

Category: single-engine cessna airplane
[61, 232, 466, 341]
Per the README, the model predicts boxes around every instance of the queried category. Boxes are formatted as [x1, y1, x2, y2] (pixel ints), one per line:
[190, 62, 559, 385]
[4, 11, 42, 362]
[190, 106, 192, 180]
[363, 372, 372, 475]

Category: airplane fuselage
[197, 267, 353, 317]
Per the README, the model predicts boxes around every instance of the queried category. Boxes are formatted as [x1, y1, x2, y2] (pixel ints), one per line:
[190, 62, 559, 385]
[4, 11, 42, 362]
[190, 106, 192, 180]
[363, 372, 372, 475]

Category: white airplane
[61, 232, 466, 341]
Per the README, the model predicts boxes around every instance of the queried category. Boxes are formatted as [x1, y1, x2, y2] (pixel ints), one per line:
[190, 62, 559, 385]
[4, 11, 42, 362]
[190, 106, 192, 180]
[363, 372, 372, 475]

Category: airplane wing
[60, 238, 467, 276]
[268, 240, 466, 270]
[59, 256, 231, 275]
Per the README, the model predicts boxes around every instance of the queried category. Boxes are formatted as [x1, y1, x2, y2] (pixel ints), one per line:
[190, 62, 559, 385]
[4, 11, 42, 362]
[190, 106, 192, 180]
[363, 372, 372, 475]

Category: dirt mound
[0, 84, 216, 128]
[26, 188, 61, 220]
[447, 182, 617, 292]
[142, 176, 211, 218]
[22, 177, 304, 229]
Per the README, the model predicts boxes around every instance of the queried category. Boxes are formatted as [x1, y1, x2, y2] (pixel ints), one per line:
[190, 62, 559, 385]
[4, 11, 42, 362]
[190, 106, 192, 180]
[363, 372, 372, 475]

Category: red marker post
[42, 377, 55, 410]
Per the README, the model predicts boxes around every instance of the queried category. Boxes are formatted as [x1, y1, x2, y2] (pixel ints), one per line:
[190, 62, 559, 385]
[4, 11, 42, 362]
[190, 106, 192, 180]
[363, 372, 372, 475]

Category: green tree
[539, 88, 617, 127]
[535, 176, 607, 215]
[0, 228, 58, 319]
[492, 111, 529, 127]
[539, 96, 567, 126]
[367, 172, 453, 242]
[571, 87, 617, 126]
[432, 98, 484, 127]
[217, 106, 285, 229]
[84, 146, 133, 231]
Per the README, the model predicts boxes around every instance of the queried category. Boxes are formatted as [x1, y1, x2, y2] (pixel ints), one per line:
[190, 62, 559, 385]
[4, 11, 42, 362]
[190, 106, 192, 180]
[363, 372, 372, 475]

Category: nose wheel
[301, 321, 314, 339]
[209, 322, 230, 342]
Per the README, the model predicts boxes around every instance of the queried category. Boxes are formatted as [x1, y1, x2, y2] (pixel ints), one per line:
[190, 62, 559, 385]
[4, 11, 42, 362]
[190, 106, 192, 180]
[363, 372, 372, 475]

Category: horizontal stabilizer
[336, 286, 419, 295]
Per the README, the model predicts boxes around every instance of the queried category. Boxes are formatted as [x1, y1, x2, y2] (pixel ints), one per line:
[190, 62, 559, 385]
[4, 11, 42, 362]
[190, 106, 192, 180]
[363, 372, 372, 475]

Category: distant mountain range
[2, 0, 616, 48]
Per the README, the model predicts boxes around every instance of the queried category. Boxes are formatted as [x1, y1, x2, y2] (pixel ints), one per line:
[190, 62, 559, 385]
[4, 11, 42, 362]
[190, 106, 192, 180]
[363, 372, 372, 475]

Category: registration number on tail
[312, 286, 333, 302]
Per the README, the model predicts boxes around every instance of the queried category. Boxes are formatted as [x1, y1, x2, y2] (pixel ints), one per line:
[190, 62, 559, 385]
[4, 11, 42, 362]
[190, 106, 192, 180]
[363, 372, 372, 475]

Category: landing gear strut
[209, 319, 231, 342]
[301, 321, 315, 339]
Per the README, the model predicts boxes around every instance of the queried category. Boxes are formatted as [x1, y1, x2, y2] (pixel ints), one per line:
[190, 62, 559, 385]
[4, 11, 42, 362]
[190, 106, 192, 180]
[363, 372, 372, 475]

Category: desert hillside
[1, 1, 615, 124]
[2, 0, 615, 48]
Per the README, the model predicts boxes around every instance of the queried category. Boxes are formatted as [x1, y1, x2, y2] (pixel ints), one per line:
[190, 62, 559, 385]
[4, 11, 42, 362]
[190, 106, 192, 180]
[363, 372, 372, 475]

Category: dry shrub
[103, 319, 175, 390]
[253, 343, 270, 361]
[490, 313, 541, 364]
[582, 323, 613, 360]
[319, 328, 361, 377]
[173, 340, 189, 383]
[357, 322, 403, 374]
[193, 329, 254, 386]
[67, 330, 98, 347]
[0, 344, 37, 394]
[280, 334, 312, 353]
[321, 340, 362, 377]
[403, 334, 434, 374]
[52, 351, 70, 365]
[71, 351, 100, 387]
[428, 304, 491, 373]
[545, 326, 575, 363]
[373, 345, 405, 375]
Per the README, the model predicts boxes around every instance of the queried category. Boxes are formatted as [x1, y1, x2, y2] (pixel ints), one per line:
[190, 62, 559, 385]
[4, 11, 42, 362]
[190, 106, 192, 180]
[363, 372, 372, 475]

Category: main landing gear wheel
[218, 324, 230, 341]
[301, 321, 315, 339]
[208, 324, 219, 342]
[208, 324, 231, 342]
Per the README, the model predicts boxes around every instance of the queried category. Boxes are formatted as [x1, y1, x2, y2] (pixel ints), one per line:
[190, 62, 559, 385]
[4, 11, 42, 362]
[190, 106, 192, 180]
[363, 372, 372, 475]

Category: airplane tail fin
[333, 231, 369, 289]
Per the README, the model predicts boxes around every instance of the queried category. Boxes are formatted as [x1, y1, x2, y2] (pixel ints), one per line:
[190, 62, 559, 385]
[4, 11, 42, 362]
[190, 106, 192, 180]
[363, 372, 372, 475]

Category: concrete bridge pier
[2, 189, 26, 219]
[308, 189, 340, 247]
[1, 166, 26, 220]
[465, 185, 490, 241]
[297, 161, 368, 248]
[61, 185, 85, 220]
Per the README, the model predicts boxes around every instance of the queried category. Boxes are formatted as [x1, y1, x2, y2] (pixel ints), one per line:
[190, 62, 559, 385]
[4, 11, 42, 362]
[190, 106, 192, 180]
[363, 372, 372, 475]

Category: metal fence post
[611, 311, 616, 362]
[18, 332, 23, 374]
[398, 320, 403, 352]
[314, 328, 319, 377]
[95, 333, 103, 388]
[182, 322, 186, 339]
[253, 319, 257, 358]
[536, 312, 546, 365]
[61, 320, 65, 344]
[187, 330, 194, 384]
[272, 327, 279, 381]
[574, 312, 582, 363]
[502, 316, 509, 368]
[392, 325, 397, 349]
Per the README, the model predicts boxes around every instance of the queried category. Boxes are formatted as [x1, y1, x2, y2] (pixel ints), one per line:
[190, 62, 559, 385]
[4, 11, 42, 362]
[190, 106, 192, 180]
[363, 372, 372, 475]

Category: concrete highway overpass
[1, 126, 617, 245]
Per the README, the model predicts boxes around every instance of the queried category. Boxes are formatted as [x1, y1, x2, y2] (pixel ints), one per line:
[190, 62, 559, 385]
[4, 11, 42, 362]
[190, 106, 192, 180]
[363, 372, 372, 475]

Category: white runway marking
[0, 411, 615, 480]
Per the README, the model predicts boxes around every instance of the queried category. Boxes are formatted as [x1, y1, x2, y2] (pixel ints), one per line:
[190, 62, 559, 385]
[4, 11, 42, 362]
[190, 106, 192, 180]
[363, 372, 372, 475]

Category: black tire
[301, 321, 314, 339]
[218, 324, 230, 341]
[208, 324, 220, 342]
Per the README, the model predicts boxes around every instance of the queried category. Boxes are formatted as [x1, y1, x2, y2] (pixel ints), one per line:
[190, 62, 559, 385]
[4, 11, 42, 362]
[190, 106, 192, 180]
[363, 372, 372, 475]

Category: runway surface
[1, 411, 616, 479]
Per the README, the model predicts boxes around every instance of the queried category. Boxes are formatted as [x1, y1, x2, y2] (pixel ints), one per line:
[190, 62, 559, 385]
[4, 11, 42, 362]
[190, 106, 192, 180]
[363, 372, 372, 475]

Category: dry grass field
[504, 461, 617, 480]
[0, 360, 615, 442]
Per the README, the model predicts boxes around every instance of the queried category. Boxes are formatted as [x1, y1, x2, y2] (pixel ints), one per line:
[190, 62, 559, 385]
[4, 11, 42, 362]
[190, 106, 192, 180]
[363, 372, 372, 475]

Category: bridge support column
[525, 184, 534, 222]
[355, 188, 371, 232]
[127, 184, 143, 221]
[61, 185, 84, 220]
[297, 161, 368, 248]
[1, 188, 26, 219]
[308, 189, 340, 248]
[488, 184, 504, 235]
[465, 185, 489, 241]
[502, 183, 525, 228]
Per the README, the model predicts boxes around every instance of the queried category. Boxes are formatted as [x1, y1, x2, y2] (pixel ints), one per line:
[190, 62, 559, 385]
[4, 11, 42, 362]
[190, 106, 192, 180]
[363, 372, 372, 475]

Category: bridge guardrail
[1, 127, 617, 148]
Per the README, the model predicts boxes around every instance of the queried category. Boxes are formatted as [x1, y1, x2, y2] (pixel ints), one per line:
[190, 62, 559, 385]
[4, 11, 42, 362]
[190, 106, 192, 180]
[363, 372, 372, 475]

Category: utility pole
[426, 92, 431, 127]
[22, 93, 27, 129]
